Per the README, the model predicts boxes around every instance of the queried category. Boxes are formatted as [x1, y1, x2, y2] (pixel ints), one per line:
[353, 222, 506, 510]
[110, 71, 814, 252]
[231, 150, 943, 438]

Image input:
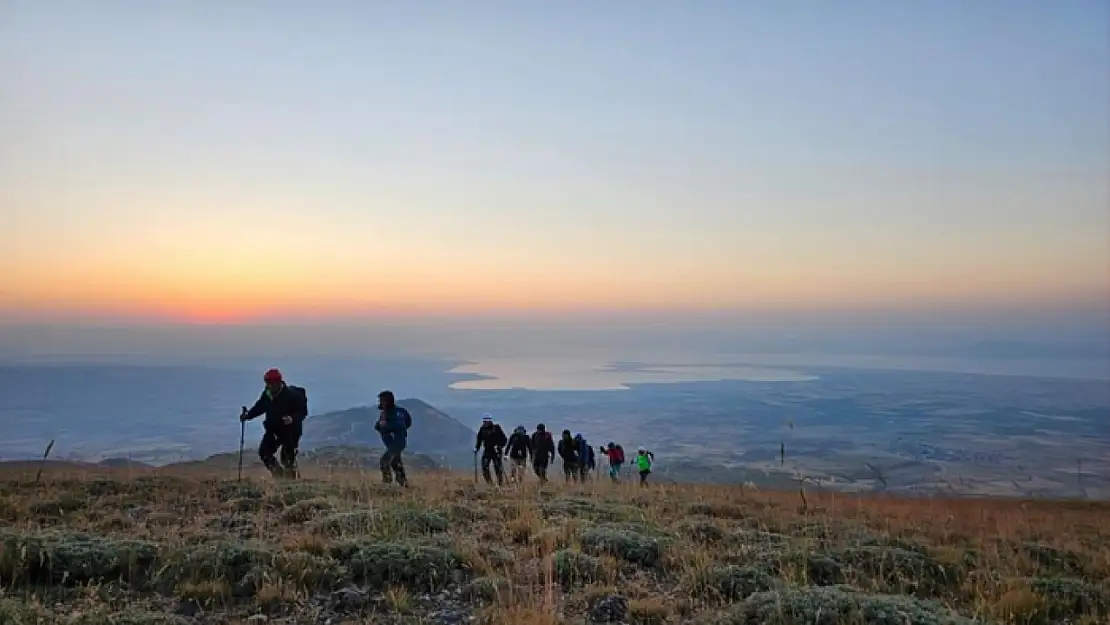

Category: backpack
[612, 445, 624, 463]
[288, 385, 308, 417]
[509, 433, 529, 457]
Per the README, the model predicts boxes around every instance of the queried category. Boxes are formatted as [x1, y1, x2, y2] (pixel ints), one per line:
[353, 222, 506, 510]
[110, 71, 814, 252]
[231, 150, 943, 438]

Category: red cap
[263, 368, 283, 383]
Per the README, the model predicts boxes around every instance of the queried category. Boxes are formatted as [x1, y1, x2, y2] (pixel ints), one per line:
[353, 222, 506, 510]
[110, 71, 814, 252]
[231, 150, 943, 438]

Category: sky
[3, 0, 1109, 327]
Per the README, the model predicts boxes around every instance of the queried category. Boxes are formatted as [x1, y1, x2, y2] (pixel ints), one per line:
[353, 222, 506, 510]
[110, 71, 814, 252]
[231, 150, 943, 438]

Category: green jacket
[635, 452, 653, 471]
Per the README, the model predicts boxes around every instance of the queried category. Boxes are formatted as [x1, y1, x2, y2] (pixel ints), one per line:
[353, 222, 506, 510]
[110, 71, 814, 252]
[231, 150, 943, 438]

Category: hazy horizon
[5, 0, 1109, 325]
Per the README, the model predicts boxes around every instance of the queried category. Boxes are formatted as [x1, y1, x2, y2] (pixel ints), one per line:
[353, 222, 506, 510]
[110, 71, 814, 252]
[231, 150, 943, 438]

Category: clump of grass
[580, 524, 666, 567]
[733, 585, 976, 625]
[340, 542, 462, 591]
[552, 549, 605, 586]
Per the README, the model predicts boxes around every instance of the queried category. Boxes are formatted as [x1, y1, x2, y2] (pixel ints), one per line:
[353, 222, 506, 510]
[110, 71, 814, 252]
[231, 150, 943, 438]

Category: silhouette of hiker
[557, 430, 580, 483]
[530, 423, 556, 483]
[506, 425, 532, 483]
[475, 414, 507, 485]
[375, 390, 411, 487]
[241, 368, 308, 479]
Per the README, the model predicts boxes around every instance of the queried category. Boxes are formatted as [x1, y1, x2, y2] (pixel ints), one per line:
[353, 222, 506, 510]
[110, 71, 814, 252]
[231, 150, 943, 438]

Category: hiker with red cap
[241, 368, 308, 479]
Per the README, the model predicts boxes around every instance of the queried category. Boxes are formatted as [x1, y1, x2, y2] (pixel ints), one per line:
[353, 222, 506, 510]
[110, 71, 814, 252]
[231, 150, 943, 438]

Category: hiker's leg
[379, 448, 396, 483]
[492, 455, 505, 485]
[390, 450, 407, 486]
[280, 427, 301, 478]
[481, 456, 493, 483]
[258, 430, 281, 475]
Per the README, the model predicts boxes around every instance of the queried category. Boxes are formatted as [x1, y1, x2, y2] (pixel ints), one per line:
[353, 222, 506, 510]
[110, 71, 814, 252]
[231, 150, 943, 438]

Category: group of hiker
[239, 369, 655, 487]
[475, 415, 655, 487]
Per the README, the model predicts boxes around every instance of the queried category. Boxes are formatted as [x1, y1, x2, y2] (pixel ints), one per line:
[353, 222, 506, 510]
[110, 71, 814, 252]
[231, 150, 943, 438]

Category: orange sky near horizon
[4, 3, 1109, 326]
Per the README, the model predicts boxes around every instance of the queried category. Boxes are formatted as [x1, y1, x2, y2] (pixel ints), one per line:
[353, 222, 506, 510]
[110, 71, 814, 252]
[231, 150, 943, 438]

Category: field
[0, 463, 1107, 624]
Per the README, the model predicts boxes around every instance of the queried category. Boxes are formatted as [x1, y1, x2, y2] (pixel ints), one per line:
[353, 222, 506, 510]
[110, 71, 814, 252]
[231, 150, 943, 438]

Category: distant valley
[1, 358, 1107, 499]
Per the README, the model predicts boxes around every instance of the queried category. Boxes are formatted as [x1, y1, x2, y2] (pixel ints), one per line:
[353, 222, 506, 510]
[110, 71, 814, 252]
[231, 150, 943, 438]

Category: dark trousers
[639, 469, 651, 485]
[533, 460, 549, 483]
[259, 425, 301, 478]
[562, 460, 579, 483]
[380, 446, 407, 486]
[481, 454, 504, 485]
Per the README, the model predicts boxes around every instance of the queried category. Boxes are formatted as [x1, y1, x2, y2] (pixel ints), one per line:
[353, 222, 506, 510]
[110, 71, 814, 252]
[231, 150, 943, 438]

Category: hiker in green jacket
[635, 446, 654, 486]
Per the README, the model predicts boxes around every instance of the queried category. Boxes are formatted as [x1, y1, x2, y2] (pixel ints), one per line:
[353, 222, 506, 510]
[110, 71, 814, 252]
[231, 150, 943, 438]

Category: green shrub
[213, 482, 264, 502]
[28, 496, 86, 518]
[687, 502, 745, 519]
[281, 497, 334, 524]
[311, 507, 448, 537]
[732, 585, 975, 625]
[679, 518, 726, 544]
[158, 540, 347, 596]
[1029, 576, 1110, 619]
[553, 549, 604, 586]
[829, 546, 960, 596]
[0, 598, 51, 625]
[0, 530, 158, 587]
[542, 498, 635, 523]
[268, 481, 335, 506]
[580, 525, 665, 567]
[464, 575, 513, 602]
[339, 542, 461, 591]
[1022, 544, 1085, 575]
[157, 541, 275, 590]
[691, 565, 777, 602]
[66, 608, 193, 625]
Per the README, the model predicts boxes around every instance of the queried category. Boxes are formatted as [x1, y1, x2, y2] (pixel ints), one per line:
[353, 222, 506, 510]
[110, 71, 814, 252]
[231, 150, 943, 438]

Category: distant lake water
[447, 352, 1109, 391]
[448, 357, 818, 390]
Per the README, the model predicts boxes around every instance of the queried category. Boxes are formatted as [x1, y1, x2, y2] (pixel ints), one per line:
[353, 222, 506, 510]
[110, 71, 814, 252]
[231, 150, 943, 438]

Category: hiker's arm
[245, 393, 268, 420]
[474, 432, 482, 453]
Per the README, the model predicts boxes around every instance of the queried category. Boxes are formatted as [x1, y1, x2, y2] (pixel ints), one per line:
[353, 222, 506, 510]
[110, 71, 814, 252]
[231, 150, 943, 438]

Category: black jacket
[475, 423, 507, 457]
[531, 431, 556, 464]
[557, 436, 579, 463]
[246, 384, 308, 430]
[506, 432, 531, 460]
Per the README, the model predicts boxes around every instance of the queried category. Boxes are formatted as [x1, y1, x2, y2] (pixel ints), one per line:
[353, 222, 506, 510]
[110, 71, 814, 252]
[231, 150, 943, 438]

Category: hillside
[301, 399, 475, 468]
[1, 465, 1107, 624]
[163, 445, 442, 474]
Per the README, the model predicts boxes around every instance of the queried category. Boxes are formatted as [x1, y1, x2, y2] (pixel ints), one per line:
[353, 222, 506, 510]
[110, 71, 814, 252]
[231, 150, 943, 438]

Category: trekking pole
[473, 451, 478, 484]
[237, 406, 247, 482]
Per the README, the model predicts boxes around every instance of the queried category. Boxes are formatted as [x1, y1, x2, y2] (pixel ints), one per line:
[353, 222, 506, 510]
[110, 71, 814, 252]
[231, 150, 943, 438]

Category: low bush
[732, 585, 976, 625]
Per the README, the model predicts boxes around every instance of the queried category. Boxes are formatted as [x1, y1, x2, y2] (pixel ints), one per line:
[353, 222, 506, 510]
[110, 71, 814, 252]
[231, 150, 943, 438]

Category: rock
[174, 599, 203, 618]
[329, 586, 370, 613]
[589, 594, 629, 622]
[430, 609, 473, 624]
[246, 615, 268, 624]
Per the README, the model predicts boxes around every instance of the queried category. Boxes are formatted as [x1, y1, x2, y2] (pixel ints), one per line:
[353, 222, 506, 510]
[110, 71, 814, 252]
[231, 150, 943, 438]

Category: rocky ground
[0, 464, 1107, 624]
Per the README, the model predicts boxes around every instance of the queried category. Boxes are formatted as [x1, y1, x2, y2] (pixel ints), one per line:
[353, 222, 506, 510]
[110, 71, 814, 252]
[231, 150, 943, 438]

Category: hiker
[600, 442, 625, 483]
[574, 433, 595, 482]
[374, 390, 412, 487]
[635, 446, 655, 486]
[474, 414, 507, 485]
[557, 430, 580, 483]
[530, 423, 556, 483]
[505, 426, 531, 483]
[241, 368, 308, 479]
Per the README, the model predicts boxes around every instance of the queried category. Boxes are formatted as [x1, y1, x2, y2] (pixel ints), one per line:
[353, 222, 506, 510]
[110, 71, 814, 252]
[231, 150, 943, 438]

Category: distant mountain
[98, 458, 153, 469]
[300, 399, 474, 468]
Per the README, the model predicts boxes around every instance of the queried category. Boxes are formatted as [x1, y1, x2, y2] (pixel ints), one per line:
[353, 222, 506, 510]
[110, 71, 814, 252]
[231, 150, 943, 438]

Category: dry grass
[0, 463, 1107, 624]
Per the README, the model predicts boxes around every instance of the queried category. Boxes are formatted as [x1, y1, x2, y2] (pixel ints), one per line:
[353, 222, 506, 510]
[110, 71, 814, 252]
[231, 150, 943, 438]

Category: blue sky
[3, 0, 1108, 324]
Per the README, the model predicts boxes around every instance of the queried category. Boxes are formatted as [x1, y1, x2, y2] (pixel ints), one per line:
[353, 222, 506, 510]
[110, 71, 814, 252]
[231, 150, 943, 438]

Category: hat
[263, 368, 283, 383]
[481, 413, 493, 424]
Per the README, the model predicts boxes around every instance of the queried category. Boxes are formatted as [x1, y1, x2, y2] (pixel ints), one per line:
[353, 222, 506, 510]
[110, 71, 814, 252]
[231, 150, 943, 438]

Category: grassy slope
[0, 463, 1107, 625]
